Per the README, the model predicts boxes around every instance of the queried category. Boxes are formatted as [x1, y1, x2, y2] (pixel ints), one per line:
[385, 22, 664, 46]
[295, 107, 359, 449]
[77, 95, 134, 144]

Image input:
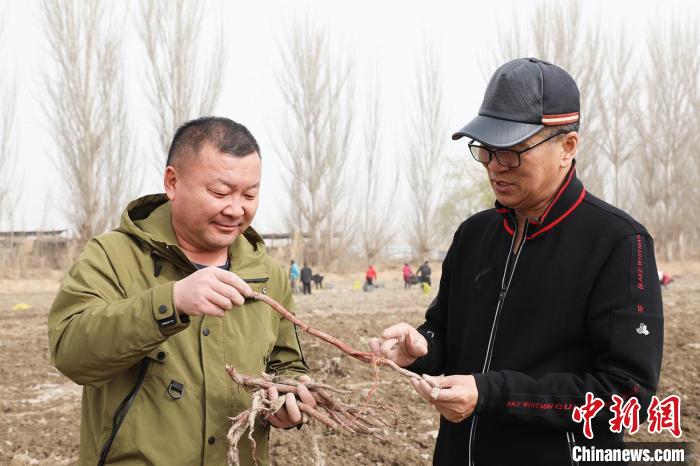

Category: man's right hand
[173, 267, 253, 318]
[368, 322, 428, 367]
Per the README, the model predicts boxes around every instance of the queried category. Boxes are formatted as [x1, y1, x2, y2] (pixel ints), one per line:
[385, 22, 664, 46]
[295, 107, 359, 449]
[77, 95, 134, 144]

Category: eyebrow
[214, 179, 260, 190]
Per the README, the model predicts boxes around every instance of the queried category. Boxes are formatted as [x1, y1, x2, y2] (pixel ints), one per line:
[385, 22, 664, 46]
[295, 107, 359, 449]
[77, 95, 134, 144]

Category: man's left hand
[410, 374, 478, 423]
[266, 375, 317, 429]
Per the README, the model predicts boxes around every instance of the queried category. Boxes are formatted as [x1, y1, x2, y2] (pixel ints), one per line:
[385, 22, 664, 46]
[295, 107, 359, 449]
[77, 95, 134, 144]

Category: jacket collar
[496, 162, 586, 240]
[116, 194, 266, 271]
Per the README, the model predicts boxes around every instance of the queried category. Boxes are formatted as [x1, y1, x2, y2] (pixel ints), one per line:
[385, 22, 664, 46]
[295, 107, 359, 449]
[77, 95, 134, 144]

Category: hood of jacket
[116, 193, 266, 272]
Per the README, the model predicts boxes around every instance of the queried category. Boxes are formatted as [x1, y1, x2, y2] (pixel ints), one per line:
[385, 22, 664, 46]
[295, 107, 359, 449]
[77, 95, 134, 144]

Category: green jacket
[48, 195, 308, 465]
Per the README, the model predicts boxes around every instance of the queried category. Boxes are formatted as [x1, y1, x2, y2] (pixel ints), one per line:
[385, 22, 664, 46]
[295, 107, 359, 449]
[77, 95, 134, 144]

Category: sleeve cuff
[150, 282, 189, 336]
[473, 371, 505, 415]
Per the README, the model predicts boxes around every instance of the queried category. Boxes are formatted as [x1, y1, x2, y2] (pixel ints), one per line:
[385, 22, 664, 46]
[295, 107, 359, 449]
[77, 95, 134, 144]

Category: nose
[486, 156, 509, 174]
[222, 197, 244, 218]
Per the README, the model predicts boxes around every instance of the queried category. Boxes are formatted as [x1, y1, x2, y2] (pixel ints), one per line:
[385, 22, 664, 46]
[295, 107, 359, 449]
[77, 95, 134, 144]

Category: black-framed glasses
[468, 131, 566, 168]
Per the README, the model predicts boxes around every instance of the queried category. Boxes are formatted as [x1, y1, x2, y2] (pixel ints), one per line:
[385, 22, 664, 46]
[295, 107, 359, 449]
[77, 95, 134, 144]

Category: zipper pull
[498, 289, 507, 302]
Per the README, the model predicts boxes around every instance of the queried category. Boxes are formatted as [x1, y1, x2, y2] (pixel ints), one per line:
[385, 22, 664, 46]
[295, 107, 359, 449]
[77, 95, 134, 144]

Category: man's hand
[411, 374, 478, 423]
[368, 322, 428, 367]
[173, 267, 253, 318]
[266, 375, 317, 429]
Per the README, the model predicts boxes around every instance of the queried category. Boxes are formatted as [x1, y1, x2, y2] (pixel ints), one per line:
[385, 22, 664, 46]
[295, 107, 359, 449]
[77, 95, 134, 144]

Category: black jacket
[300, 266, 313, 283]
[410, 168, 663, 466]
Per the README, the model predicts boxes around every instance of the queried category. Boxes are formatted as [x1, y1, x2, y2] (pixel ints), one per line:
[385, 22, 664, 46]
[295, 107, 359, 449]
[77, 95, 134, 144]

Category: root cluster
[226, 292, 422, 464]
[226, 367, 398, 466]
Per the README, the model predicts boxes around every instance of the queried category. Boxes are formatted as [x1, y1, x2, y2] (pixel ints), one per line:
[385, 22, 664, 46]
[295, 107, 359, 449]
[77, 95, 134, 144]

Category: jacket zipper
[566, 432, 579, 466]
[468, 216, 528, 466]
[97, 358, 151, 466]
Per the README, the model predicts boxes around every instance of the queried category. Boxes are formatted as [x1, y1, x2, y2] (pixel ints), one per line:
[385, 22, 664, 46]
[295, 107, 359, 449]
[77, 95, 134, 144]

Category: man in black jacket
[300, 262, 313, 295]
[370, 58, 663, 465]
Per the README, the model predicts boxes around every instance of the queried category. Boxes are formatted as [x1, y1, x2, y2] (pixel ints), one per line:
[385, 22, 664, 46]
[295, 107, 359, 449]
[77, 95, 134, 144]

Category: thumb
[405, 330, 428, 358]
[421, 373, 446, 388]
[382, 323, 411, 340]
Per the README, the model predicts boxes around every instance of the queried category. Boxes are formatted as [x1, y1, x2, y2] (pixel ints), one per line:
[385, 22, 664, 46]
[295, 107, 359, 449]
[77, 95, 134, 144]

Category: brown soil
[0, 264, 697, 465]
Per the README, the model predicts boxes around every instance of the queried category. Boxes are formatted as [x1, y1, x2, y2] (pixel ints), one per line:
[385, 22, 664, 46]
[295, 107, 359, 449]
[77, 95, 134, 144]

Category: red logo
[609, 395, 641, 434]
[636, 235, 644, 290]
[573, 393, 682, 439]
[572, 392, 605, 439]
[648, 395, 682, 438]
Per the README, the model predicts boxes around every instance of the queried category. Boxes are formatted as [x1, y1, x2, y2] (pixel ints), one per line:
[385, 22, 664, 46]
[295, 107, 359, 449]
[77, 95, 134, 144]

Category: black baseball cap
[452, 58, 580, 148]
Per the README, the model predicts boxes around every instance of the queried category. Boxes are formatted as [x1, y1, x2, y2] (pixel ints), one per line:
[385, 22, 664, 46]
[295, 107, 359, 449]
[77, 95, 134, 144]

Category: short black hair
[166, 117, 260, 167]
[545, 122, 580, 137]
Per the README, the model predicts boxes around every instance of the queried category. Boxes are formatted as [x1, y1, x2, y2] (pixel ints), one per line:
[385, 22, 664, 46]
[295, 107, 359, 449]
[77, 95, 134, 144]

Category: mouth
[491, 179, 515, 194]
[213, 222, 242, 232]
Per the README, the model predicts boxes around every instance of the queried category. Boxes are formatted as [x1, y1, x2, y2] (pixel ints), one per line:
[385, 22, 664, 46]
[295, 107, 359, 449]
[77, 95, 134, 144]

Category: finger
[268, 408, 292, 427]
[267, 389, 294, 426]
[205, 290, 233, 311]
[435, 386, 464, 402]
[296, 383, 316, 408]
[405, 329, 428, 357]
[268, 386, 279, 402]
[410, 378, 434, 403]
[265, 386, 291, 428]
[267, 416, 286, 428]
[284, 392, 302, 424]
[381, 323, 412, 340]
[418, 377, 443, 401]
[298, 375, 312, 383]
[368, 338, 382, 355]
[213, 268, 253, 297]
[210, 279, 245, 307]
[421, 373, 445, 388]
[198, 300, 225, 318]
[380, 338, 400, 357]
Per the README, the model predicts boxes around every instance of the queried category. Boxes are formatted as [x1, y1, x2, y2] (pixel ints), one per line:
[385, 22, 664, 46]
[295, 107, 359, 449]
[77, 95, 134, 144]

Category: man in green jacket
[49, 117, 313, 465]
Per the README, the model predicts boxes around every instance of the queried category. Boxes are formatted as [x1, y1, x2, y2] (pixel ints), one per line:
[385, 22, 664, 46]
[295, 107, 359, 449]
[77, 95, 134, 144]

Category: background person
[403, 262, 413, 289]
[301, 262, 313, 295]
[365, 264, 377, 286]
[289, 259, 300, 294]
[417, 260, 431, 286]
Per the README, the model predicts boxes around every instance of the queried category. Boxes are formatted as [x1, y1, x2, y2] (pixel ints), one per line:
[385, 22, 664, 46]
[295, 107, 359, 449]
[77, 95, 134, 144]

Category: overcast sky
[3, 0, 699, 234]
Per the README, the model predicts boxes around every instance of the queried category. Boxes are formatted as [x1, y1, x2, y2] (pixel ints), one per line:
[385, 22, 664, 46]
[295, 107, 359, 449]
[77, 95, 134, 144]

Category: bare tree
[593, 27, 637, 208]
[436, 155, 494, 241]
[136, 0, 225, 173]
[42, 0, 136, 247]
[486, 0, 608, 198]
[405, 45, 447, 259]
[359, 74, 397, 264]
[633, 15, 700, 260]
[0, 15, 16, 230]
[276, 17, 355, 269]
[691, 37, 700, 259]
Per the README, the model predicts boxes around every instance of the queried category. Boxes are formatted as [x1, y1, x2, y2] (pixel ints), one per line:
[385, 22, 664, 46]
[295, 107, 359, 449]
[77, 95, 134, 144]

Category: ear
[164, 166, 177, 200]
[560, 131, 578, 168]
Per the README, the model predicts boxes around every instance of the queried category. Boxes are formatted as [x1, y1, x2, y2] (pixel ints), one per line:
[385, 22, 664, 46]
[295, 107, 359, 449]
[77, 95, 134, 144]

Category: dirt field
[0, 263, 697, 465]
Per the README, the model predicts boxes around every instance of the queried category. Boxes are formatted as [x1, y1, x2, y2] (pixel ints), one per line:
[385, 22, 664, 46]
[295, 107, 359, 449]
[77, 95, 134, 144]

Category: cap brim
[451, 115, 543, 148]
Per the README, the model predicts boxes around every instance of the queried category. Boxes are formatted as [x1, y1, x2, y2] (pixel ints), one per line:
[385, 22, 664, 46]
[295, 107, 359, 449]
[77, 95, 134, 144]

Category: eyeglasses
[468, 131, 566, 168]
